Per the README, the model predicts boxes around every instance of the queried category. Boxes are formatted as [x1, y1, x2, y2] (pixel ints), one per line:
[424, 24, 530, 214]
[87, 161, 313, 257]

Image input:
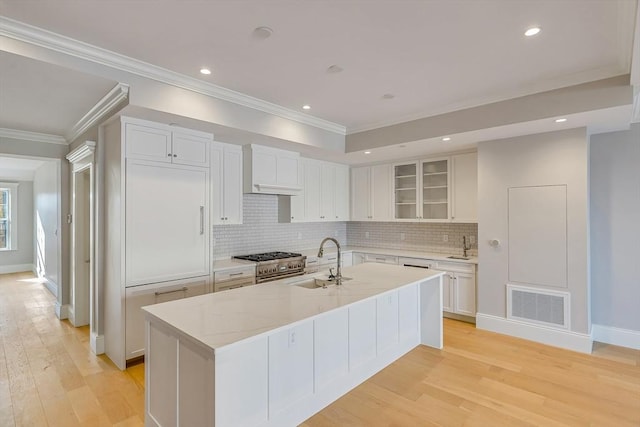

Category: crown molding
[66, 140, 96, 163]
[0, 128, 67, 145]
[0, 17, 346, 136]
[66, 83, 129, 142]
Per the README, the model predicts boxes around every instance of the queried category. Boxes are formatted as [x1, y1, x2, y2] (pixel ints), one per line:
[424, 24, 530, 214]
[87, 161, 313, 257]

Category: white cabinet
[393, 158, 450, 221]
[334, 165, 350, 220]
[342, 251, 353, 267]
[103, 116, 212, 370]
[351, 164, 392, 221]
[304, 160, 322, 220]
[243, 144, 301, 195]
[434, 261, 476, 317]
[268, 322, 314, 417]
[352, 252, 366, 265]
[125, 278, 207, 361]
[348, 299, 377, 370]
[125, 119, 210, 167]
[213, 265, 256, 292]
[376, 292, 399, 353]
[211, 142, 243, 224]
[364, 253, 398, 265]
[451, 152, 478, 222]
[398, 284, 419, 343]
[314, 308, 349, 391]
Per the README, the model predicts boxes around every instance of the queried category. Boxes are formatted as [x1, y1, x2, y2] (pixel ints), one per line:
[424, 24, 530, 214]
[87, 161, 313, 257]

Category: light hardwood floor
[1, 272, 638, 426]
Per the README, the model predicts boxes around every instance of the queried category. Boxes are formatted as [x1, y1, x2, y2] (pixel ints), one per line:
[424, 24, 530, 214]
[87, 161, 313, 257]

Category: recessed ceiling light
[252, 26, 273, 40]
[555, 118, 567, 123]
[200, 68, 211, 75]
[382, 93, 395, 100]
[442, 137, 452, 142]
[302, 105, 311, 110]
[364, 151, 371, 154]
[327, 65, 344, 73]
[524, 27, 541, 37]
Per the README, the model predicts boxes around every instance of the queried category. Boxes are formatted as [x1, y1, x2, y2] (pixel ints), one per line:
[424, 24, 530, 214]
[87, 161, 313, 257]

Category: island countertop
[143, 263, 443, 352]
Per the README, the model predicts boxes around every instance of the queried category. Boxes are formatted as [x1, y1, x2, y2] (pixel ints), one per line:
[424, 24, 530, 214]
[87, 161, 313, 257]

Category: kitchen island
[142, 263, 444, 427]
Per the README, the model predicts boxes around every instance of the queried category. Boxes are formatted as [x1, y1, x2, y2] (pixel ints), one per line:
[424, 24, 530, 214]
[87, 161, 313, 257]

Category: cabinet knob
[167, 153, 172, 157]
[173, 154, 177, 157]
[291, 216, 294, 219]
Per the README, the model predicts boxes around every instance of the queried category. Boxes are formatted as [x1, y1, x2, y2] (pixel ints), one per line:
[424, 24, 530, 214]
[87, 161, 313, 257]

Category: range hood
[243, 144, 302, 196]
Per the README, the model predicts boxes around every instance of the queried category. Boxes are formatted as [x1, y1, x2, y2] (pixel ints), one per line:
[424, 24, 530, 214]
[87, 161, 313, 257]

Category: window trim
[0, 182, 19, 251]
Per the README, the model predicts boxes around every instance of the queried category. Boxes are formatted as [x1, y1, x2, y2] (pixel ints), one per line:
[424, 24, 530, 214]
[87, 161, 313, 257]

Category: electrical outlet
[289, 330, 296, 347]
[400, 232, 406, 241]
[443, 234, 449, 242]
[470, 236, 476, 244]
[365, 231, 370, 239]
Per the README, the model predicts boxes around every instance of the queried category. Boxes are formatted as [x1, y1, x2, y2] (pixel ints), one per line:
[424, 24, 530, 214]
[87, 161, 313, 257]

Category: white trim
[90, 333, 105, 354]
[476, 312, 593, 354]
[0, 128, 67, 145]
[66, 140, 96, 163]
[0, 263, 33, 274]
[0, 17, 346, 136]
[67, 84, 129, 142]
[44, 279, 58, 297]
[55, 302, 70, 320]
[592, 324, 640, 350]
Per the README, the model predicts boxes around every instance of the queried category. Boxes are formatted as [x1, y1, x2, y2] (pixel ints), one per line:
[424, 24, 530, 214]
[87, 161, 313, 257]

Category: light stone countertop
[143, 263, 443, 353]
[299, 246, 478, 265]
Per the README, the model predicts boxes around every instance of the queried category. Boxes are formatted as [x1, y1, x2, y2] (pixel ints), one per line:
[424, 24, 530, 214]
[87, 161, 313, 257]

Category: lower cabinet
[125, 277, 207, 361]
[434, 261, 476, 318]
[348, 299, 377, 370]
[314, 308, 349, 391]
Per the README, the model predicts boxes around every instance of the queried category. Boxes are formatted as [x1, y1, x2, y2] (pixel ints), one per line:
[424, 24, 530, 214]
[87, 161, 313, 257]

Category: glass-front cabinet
[393, 162, 418, 219]
[393, 157, 450, 221]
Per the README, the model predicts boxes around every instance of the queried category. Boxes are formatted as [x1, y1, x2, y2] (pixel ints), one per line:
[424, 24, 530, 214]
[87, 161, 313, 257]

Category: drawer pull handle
[229, 272, 244, 277]
[155, 287, 188, 297]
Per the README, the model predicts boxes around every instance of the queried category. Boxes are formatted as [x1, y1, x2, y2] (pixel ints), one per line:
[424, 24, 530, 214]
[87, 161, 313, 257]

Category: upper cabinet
[243, 145, 302, 195]
[125, 119, 210, 168]
[351, 164, 392, 221]
[211, 142, 243, 225]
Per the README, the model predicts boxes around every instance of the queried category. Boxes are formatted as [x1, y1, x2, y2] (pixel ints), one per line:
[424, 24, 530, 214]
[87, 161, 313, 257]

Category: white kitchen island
[142, 263, 444, 427]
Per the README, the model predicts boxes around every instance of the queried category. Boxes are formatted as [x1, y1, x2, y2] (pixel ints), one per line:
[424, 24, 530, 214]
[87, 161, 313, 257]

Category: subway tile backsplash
[212, 194, 478, 258]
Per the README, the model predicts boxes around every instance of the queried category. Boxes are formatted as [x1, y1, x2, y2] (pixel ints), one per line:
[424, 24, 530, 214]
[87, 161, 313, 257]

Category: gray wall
[590, 124, 640, 332]
[33, 161, 61, 293]
[477, 128, 590, 334]
[0, 181, 34, 269]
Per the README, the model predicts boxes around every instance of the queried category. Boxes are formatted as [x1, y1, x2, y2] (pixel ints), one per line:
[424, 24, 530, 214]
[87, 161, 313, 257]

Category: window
[0, 183, 18, 251]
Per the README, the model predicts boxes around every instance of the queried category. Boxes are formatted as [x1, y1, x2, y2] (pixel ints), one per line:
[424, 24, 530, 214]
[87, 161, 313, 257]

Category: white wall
[477, 128, 590, 335]
[0, 181, 34, 272]
[590, 124, 640, 333]
[33, 161, 61, 292]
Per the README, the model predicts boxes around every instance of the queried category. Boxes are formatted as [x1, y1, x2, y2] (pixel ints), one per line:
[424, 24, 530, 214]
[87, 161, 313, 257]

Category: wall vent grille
[507, 284, 570, 329]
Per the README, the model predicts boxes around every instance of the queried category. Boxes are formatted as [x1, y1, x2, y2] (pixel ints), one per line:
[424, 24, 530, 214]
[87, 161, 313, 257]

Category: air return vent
[507, 285, 570, 329]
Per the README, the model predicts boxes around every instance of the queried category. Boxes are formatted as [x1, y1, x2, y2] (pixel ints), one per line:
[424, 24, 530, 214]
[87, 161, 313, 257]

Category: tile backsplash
[347, 221, 478, 256]
[213, 194, 477, 258]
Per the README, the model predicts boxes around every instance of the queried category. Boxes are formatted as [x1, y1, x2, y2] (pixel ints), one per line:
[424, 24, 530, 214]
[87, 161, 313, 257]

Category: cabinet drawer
[125, 278, 208, 360]
[214, 267, 255, 282]
[214, 276, 256, 292]
[365, 254, 398, 265]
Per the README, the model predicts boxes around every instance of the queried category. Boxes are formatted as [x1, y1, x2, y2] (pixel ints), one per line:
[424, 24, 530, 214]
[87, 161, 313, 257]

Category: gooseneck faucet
[463, 236, 471, 258]
[318, 237, 342, 285]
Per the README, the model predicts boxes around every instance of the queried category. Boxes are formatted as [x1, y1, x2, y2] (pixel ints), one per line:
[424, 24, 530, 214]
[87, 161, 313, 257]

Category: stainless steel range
[233, 252, 306, 283]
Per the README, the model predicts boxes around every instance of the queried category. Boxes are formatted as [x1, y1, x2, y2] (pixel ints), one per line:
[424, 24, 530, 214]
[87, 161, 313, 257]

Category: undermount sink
[293, 277, 352, 289]
[447, 256, 470, 260]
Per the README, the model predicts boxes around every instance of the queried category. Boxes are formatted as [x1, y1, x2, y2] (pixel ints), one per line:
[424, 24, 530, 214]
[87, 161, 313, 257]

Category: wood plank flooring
[1, 271, 638, 426]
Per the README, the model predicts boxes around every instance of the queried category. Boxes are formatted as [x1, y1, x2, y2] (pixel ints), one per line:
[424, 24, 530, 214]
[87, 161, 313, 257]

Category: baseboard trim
[90, 333, 105, 355]
[592, 324, 640, 350]
[476, 313, 593, 354]
[44, 279, 58, 297]
[0, 263, 34, 274]
[55, 302, 69, 320]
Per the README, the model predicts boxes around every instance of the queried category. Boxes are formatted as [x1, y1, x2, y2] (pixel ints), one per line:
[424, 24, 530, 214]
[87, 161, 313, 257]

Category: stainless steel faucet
[463, 236, 471, 258]
[318, 237, 342, 285]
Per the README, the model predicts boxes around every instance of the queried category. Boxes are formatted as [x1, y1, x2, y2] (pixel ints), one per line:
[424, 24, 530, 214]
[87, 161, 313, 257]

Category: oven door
[257, 270, 305, 284]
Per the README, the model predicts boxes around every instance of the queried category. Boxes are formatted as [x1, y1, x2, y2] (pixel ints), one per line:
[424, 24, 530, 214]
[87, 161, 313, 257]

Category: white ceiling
[0, 0, 636, 136]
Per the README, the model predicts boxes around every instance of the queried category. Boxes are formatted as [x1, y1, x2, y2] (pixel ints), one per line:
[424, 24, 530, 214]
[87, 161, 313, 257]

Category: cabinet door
[126, 161, 209, 286]
[171, 131, 210, 167]
[320, 163, 335, 221]
[377, 292, 399, 354]
[210, 144, 224, 225]
[454, 272, 476, 316]
[342, 252, 353, 267]
[398, 284, 419, 343]
[304, 160, 322, 221]
[268, 322, 314, 416]
[352, 252, 366, 265]
[371, 164, 392, 221]
[441, 272, 454, 313]
[421, 158, 449, 220]
[222, 147, 243, 224]
[393, 162, 419, 220]
[351, 167, 371, 220]
[125, 123, 172, 163]
[334, 165, 350, 220]
[276, 152, 301, 188]
[348, 299, 377, 370]
[314, 308, 349, 392]
[125, 278, 207, 360]
[451, 152, 477, 222]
